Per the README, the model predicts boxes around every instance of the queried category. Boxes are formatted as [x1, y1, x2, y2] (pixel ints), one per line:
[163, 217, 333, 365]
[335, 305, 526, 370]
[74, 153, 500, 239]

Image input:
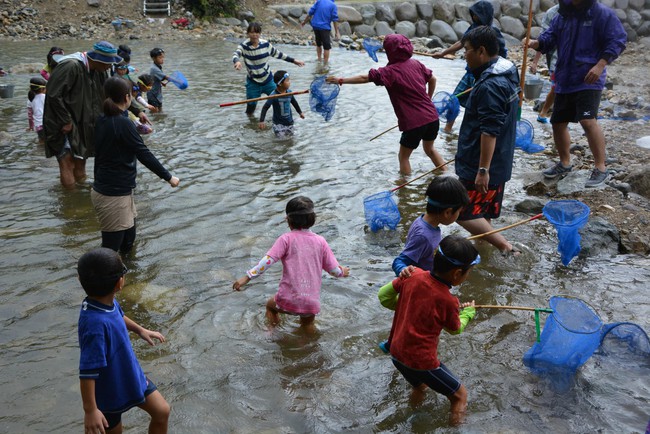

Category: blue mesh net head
[542, 200, 590, 265]
[310, 76, 340, 122]
[515, 119, 544, 153]
[600, 322, 650, 358]
[523, 296, 603, 392]
[363, 191, 401, 232]
[168, 71, 188, 90]
[432, 91, 460, 122]
[363, 38, 382, 62]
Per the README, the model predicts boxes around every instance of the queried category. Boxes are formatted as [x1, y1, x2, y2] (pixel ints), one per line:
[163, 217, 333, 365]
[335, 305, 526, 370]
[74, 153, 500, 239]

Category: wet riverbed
[0, 39, 648, 433]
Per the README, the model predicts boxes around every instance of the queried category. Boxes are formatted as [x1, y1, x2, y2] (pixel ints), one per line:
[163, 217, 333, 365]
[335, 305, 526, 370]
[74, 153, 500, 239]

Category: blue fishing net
[515, 119, 544, 153]
[168, 71, 188, 90]
[542, 200, 590, 266]
[310, 76, 340, 122]
[432, 91, 460, 122]
[523, 296, 603, 392]
[363, 38, 383, 62]
[523, 297, 650, 392]
[363, 191, 401, 232]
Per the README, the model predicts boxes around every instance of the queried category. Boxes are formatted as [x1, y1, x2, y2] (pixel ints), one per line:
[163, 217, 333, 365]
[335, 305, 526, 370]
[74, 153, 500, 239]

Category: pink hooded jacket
[368, 34, 439, 131]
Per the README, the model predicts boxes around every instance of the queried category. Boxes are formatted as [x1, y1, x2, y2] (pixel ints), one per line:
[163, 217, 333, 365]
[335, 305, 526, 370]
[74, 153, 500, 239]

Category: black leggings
[101, 223, 136, 254]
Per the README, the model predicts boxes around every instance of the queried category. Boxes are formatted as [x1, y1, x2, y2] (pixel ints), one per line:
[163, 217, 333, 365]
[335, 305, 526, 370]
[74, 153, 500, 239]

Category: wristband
[338, 78, 343, 86]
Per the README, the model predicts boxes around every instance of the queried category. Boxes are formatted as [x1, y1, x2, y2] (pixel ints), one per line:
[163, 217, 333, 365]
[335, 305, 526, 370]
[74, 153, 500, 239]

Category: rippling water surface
[1, 39, 648, 433]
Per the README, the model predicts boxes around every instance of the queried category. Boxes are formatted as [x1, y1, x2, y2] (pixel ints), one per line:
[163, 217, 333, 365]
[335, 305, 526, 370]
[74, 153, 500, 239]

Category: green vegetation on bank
[184, 0, 240, 18]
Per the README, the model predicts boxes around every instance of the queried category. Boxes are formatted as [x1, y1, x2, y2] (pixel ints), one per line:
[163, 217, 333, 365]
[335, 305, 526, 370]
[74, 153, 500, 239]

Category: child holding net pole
[326, 34, 444, 176]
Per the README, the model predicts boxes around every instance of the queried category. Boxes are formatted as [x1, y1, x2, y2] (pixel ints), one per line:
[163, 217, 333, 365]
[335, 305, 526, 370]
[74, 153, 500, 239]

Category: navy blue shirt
[93, 112, 171, 196]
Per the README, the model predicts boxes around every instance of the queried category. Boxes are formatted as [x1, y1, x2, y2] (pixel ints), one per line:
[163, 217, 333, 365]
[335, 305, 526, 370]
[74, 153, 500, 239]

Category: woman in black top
[91, 76, 180, 253]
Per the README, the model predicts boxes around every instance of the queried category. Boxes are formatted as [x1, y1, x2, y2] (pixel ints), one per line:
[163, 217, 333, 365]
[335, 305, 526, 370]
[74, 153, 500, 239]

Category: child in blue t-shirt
[259, 70, 305, 139]
[77, 248, 170, 433]
[392, 176, 470, 278]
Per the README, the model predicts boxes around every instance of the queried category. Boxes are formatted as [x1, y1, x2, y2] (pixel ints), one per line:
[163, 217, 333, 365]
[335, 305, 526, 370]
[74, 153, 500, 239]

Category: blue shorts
[103, 377, 158, 430]
[399, 120, 440, 149]
[392, 358, 461, 397]
[245, 76, 276, 110]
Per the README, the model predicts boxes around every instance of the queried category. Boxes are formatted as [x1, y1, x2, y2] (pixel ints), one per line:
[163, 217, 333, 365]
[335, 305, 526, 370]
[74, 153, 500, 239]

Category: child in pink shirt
[233, 196, 349, 331]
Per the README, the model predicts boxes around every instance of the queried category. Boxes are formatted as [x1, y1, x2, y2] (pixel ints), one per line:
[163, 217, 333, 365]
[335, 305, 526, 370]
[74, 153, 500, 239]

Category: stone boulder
[490, 0, 503, 18]
[416, 20, 429, 37]
[540, 0, 555, 10]
[238, 10, 255, 21]
[354, 23, 376, 37]
[396, 2, 418, 22]
[339, 21, 352, 35]
[580, 216, 621, 258]
[433, 0, 456, 24]
[288, 7, 303, 18]
[637, 22, 650, 37]
[627, 9, 643, 28]
[502, 0, 522, 18]
[426, 35, 445, 48]
[338, 5, 363, 25]
[429, 19, 457, 43]
[499, 15, 526, 39]
[375, 21, 394, 36]
[361, 5, 377, 25]
[416, 2, 434, 21]
[452, 21, 470, 39]
[455, 3, 472, 22]
[600, 0, 616, 6]
[615, 0, 629, 7]
[376, 4, 396, 26]
[614, 9, 626, 22]
[624, 167, 650, 199]
[395, 20, 416, 37]
[629, 0, 645, 9]
[522, 0, 540, 15]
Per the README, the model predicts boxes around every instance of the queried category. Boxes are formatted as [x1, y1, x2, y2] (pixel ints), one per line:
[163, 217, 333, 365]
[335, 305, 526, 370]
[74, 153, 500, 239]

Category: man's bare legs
[580, 118, 607, 171]
[58, 153, 86, 188]
[323, 49, 331, 64]
[316, 46, 323, 62]
[457, 218, 514, 252]
[551, 121, 572, 168]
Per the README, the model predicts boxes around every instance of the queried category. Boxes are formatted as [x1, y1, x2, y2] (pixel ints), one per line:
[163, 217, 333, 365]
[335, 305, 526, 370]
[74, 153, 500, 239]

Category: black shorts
[392, 358, 461, 397]
[399, 120, 440, 150]
[457, 179, 505, 221]
[313, 28, 332, 50]
[551, 90, 602, 124]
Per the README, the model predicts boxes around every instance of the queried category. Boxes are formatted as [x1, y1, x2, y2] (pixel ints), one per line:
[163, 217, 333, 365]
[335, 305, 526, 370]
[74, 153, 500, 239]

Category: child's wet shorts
[103, 377, 158, 430]
[400, 120, 440, 150]
[272, 123, 295, 139]
[392, 358, 461, 396]
[457, 179, 505, 221]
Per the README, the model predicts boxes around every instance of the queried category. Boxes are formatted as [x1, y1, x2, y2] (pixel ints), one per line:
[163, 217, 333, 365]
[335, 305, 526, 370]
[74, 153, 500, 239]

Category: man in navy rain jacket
[527, 0, 626, 188]
[455, 26, 521, 254]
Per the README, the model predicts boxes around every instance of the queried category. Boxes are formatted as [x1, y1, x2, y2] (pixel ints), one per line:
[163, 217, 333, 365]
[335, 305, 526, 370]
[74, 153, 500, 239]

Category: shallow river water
[1, 39, 648, 433]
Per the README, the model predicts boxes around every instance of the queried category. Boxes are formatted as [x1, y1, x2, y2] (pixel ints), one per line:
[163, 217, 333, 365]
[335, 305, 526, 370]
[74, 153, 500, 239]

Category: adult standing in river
[454, 26, 520, 254]
[526, 0, 626, 188]
[302, 0, 340, 64]
[43, 41, 123, 188]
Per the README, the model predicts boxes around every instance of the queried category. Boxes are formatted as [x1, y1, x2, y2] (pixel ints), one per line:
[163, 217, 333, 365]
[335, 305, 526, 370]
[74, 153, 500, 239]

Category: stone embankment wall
[268, 0, 650, 48]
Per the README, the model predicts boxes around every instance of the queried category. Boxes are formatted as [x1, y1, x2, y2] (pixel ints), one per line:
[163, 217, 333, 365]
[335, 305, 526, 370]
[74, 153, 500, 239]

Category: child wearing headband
[233, 196, 349, 333]
[259, 70, 305, 139]
[382, 234, 478, 426]
[392, 176, 470, 279]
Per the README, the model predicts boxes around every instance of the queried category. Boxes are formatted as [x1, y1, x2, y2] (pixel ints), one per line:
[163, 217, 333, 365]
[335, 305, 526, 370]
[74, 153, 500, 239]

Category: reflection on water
[0, 40, 648, 433]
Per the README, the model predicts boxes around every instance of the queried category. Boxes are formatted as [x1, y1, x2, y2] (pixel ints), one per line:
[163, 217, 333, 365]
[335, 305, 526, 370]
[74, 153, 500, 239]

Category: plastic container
[0, 84, 15, 98]
[111, 19, 122, 31]
[524, 79, 543, 100]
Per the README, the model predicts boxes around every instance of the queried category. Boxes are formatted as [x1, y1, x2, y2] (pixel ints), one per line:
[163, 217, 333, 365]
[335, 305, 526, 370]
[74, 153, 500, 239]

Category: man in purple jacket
[527, 0, 626, 188]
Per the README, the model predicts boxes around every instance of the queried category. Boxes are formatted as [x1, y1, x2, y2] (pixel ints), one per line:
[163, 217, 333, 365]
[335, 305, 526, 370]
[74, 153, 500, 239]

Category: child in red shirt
[383, 234, 478, 426]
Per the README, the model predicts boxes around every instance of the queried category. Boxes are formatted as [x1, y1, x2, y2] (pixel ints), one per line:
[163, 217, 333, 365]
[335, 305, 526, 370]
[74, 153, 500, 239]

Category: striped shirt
[232, 38, 295, 84]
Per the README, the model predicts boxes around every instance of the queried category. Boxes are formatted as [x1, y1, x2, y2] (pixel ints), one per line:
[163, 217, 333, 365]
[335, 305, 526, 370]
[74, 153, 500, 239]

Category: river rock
[499, 15, 526, 39]
[375, 21, 394, 36]
[615, 9, 627, 22]
[540, 0, 555, 10]
[271, 18, 283, 28]
[629, 0, 645, 9]
[87, 0, 100, 6]
[360, 4, 376, 17]
[600, 0, 616, 6]
[615, 0, 629, 7]
[433, 0, 456, 24]
[627, 10, 643, 28]
[416, 2, 434, 21]
[455, 3, 472, 22]
[338, 5, 363, 25]
[415, 20, 429, 37]
[375, 5, 396, 26]
[426, 35, 445, 48]
[637, 22, 650, 37]
[395, 20, 416, 38]
[580, 216, 621, 257]
[452, 21, 470, 39]
[514, 198, 546, 214]
[354, 24, 376, 36]
[522, 0, 540, 15]
[395, 2, 418, 22]
[238, 10, 255, 21]
[490, 0, 503, 18]
[640, 37, 650, 49]
[623, 167, 650, 199]
[502, 1, 522, 18]
[429, 19, 457, 43]
[361, 6, 376, 26]
[276, 7, 290, 18]
[530, 26, 542, 39]
[339, 21, 352, 36]
[556, 170, 593, 195]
